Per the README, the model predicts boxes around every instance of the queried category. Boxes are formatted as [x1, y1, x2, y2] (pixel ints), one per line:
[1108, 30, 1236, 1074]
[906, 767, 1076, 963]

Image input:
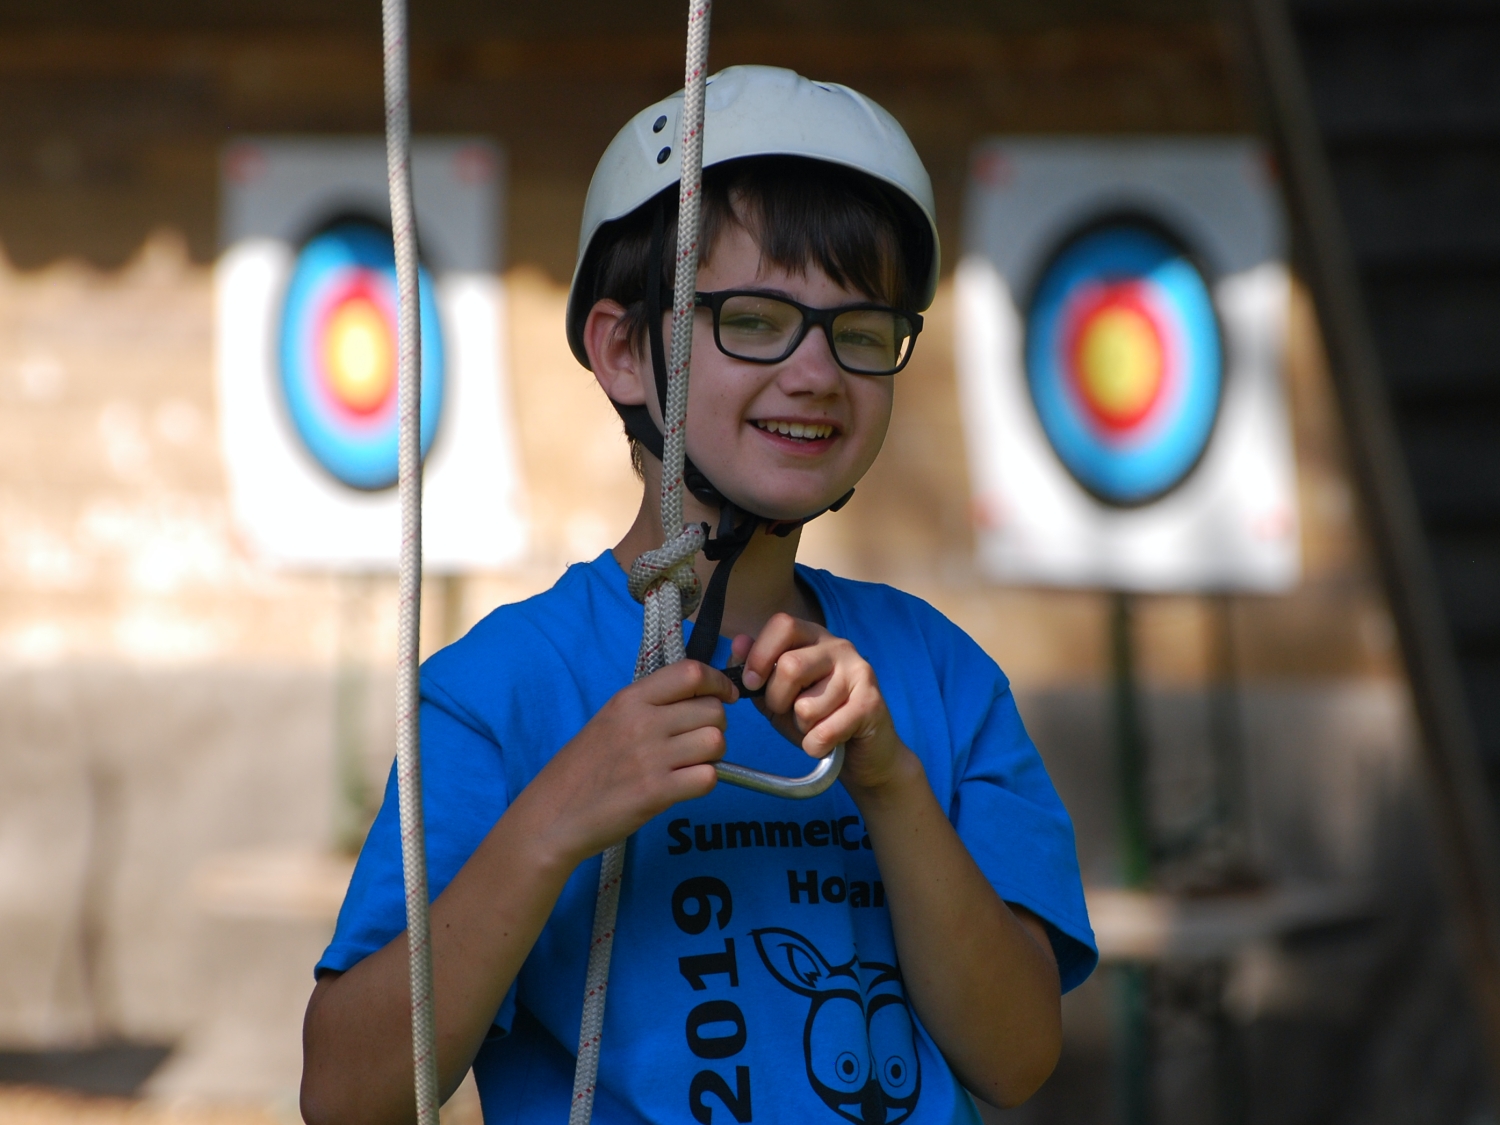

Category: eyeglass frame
[692, 289, 924, 376]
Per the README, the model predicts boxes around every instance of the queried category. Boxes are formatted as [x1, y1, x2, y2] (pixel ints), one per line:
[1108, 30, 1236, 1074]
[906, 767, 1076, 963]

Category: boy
[302, 66, 1095, 1125]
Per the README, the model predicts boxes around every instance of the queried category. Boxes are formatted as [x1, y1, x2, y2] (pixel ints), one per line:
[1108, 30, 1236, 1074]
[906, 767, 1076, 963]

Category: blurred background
[1, 0, 1497, 1123]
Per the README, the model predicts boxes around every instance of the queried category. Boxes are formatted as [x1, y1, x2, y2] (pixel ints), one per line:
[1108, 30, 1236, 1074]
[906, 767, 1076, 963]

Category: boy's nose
[776, 323, 844, 396]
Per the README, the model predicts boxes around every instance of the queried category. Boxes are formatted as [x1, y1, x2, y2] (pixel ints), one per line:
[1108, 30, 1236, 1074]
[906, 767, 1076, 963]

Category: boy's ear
[584, 299, 652, 415]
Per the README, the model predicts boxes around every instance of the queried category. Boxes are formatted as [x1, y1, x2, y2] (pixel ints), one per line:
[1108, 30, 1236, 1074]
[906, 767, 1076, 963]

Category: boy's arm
[737, 616, 1063, 1108]
[301, 806, 577, 1125]
[853, 751, 1061, 1108]
[300, 661, 738, 1125]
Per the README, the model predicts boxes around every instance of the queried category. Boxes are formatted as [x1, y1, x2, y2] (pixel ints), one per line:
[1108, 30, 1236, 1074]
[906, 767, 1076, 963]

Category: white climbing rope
[383, 3, 835, 1119]
[382, 0, 439, 1121]
[568, 3, 713, 1122]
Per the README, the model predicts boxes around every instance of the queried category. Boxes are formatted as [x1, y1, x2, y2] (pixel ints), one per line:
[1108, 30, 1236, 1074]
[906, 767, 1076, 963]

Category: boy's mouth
[751, 419, 836, 442]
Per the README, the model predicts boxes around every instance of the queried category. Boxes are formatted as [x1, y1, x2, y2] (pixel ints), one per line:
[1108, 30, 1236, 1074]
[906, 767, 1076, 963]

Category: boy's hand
[732, 614, 908, 795]
[522, 661, 737, 866]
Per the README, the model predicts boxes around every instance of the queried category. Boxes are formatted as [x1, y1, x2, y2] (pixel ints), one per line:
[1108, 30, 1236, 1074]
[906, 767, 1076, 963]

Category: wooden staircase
[1234, 0, 1500, 1081]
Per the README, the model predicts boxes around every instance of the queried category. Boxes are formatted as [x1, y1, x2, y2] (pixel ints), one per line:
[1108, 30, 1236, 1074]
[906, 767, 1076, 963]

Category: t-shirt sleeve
[315, 675, 519, 1035]
[888, 595, 1096, 993]
[951, 684, 1098, 992]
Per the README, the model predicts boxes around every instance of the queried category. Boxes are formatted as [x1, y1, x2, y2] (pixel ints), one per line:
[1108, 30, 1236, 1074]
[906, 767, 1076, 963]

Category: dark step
[1432, 533, 1500, 649]
[1295, 11, 1500, 138]
[1386, 377, 1500, 414]
[1363, 271, 1500, 397]
[1294, 0, 1500, 23]
[1399, 413, 1500, 530]
[1462, 657, 1500, 764]
[1324, 146, 1500, 265]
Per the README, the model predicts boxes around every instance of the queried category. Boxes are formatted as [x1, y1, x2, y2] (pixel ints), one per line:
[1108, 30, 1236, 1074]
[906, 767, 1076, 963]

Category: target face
[1025, 221, 1222, 506]
[278, 219, 444, 491]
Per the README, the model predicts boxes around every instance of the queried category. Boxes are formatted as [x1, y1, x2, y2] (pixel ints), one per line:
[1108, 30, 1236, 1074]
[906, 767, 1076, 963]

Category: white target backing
[215, 137, 528, 572]
[955, 138, 1299, 593]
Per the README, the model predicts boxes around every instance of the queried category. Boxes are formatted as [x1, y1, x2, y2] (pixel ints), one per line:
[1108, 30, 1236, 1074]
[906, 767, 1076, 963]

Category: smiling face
[669, 222, 896, 521]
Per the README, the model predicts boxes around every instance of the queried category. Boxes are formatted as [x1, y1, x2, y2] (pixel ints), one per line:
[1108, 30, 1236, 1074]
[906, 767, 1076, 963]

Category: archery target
[278, 219, 444, 491]
[215, 138, 528, 571]
[955, 138, 1299, 593]
[1025, 221, 1223, 506]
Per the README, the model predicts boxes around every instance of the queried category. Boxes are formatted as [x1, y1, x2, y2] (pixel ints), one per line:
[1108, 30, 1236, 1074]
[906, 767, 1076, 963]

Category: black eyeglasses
[693, 290, 923, 376]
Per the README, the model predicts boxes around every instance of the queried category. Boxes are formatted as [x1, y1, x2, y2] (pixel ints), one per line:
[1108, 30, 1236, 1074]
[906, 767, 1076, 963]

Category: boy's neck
[612, 468, 818, 649]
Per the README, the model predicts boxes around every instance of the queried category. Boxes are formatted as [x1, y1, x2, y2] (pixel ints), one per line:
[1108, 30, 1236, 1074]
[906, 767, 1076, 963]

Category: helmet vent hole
[653, 115, 668, 133]
[656, 147, 671, 164]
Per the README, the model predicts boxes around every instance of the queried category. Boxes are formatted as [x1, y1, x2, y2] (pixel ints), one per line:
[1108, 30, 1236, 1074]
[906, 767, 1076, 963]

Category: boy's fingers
[763, 647, 836, 715]
[636, 659, 738, 705]
[661, 696, 728, 737]
[789, 672, 846, 732]
[798, 700, 860, 758]
[803, 680, 885, 757]
[730, 634, 754, 665]
[663, 762, 719, 803]
[666, 726, 729, 767]
[741, 614, 824, 690]
[802, 718, 846, 759]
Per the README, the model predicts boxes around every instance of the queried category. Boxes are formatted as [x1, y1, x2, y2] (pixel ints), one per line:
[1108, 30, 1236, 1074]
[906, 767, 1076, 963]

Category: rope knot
[627, 522, 707, 619]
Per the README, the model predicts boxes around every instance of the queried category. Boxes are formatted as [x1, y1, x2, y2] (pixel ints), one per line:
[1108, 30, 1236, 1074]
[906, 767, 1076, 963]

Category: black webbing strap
[644, 203, 672, 449]
[684, 504, 757, 664]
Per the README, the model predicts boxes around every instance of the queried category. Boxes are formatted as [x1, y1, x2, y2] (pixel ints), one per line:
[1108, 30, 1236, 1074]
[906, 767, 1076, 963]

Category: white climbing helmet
[565, 64, 940, 370]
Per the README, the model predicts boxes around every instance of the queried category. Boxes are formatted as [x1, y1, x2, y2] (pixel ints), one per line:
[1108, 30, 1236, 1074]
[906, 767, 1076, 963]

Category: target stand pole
[1207, 593, 1252, 879]
[1112, 593, 1151, 888]
[1110, 592, 1152, 1125]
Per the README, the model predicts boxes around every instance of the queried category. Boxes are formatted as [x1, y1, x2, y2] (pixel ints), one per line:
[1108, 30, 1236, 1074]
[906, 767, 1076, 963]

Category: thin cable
[568, 3, 712, 1122]
[382, 0, 439, 1122]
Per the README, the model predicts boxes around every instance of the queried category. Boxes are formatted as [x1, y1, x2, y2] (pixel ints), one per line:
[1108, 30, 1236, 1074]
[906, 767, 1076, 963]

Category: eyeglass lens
[715, 294, 915, 374]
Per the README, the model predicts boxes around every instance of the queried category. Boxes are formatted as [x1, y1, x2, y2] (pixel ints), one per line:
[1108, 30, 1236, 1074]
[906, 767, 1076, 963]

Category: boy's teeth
[755, 420, 833, 440]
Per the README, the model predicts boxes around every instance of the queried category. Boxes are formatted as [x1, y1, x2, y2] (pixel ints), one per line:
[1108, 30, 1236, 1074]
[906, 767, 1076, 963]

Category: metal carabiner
[715, 744, 845, 799]
[715, 665, 845, 798]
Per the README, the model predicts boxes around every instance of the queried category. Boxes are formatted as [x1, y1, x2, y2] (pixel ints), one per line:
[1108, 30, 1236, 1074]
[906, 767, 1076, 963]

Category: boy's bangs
[592, 156, 921, 328]
[703, 157, 912, 309]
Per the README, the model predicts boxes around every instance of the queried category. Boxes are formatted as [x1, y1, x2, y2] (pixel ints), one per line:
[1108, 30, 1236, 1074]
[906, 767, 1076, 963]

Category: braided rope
[627, 525, 707, 677]
[381, 0, 439, 1122]
[569, 4, 713, 1122]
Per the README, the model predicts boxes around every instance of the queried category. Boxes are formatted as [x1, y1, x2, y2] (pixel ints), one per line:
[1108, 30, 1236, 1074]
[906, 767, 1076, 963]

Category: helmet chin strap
[609, 199, 852, 665]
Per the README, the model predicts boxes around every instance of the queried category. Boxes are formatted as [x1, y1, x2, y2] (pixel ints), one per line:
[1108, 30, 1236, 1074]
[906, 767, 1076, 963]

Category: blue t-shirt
[319, 552, 1096, 1125]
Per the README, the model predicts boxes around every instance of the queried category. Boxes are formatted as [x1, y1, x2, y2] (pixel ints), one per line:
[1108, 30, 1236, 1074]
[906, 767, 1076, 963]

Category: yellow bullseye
[322, 297, 395, 414]
[1076, 305, 1162, 425]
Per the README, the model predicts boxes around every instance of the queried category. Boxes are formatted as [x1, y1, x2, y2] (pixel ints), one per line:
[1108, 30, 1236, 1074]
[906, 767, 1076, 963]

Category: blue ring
[279, 220, 444, 491]
[1025, 223, 1222, 506]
